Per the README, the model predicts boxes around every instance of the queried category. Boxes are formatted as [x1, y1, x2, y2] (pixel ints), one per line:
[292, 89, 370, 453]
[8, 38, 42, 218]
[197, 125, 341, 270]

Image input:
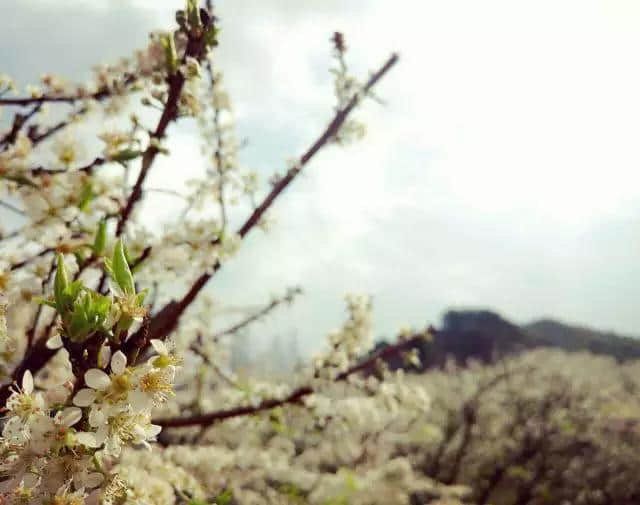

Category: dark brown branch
[1, 49, 398, 406]
[29, 157, 105, 177]
[423, 366, 521, 482]
[10, 247, 55, 271]
[23, 74, 136, 147]
[26, 258, 56, 347]
[237, 53, 398, 240]
[0, 104, 42, 148]
[131, 52, 399, 348]
[131, 246, 152, 271]
[93, 30, 212, 296]
[156, 386, 313, 429]
[144, 187, 187, 199]
[440, 370, 519, 485]
[115, 34, 211, 236]
[154, 330, 424, 429]
[0, 75, 136, 107]
[28, 110, 83, 146]
[0, 339, 57, 404]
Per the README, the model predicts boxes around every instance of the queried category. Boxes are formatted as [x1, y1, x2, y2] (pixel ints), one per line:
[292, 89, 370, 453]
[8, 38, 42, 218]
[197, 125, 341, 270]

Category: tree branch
[0, 50, 398, 405]
[154, 330, 424, 429]
[0, 75, 136, 107]
[115, 34, 211, 236]
[210, 287, 302, 341]
[129, 52, 399, 350]
[0, 103, 42, 148]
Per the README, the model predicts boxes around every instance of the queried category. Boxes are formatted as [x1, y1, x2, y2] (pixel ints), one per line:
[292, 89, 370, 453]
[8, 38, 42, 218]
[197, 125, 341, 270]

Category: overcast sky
[3, 0, 640, 354]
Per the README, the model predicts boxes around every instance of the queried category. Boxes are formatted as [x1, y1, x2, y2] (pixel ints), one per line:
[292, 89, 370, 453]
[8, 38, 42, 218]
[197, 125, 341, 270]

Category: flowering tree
[2, 3, 636, 505]
[0, 2, 459, 504]
[409, 350, 640, 504]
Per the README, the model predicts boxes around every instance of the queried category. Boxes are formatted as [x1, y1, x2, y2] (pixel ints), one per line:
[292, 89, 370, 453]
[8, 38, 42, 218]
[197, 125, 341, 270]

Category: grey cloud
[3, 1, 640, 361]
[0, 0, 160, 87]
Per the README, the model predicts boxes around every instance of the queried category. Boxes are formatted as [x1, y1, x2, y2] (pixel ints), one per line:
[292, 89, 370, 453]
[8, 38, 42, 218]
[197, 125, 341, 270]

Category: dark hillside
[375, 310, 640, 372]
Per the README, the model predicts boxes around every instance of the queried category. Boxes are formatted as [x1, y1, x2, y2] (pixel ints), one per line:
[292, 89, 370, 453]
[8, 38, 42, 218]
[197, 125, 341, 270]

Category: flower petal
[111, 350, 127, 376]
[46, 385, 70, 405]
[23, 472, 39, 488]
[59, 407, 82, 427]
[84, 472, 104, 488]
[89, 407, 105, 428]
[95, 424, 108, 444]
[75, 431, 100, 448]
[147, 424, 162, 437]
[73, 388, 96, 407]
[22, 370, 33, 394]
[98, 345, 112, 369]
[85, 369, 110, 391]
[129, 390, 152, 412]
[2, 416, 23, 441]
[150, 339, 167, 355]
[46, 334, 63, 350]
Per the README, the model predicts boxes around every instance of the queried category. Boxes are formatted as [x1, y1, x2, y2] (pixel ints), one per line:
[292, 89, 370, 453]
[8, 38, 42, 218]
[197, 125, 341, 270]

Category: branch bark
[115, 36, 210, 236]
[129, 53, 399, 350]
[154, 331, 423, 429]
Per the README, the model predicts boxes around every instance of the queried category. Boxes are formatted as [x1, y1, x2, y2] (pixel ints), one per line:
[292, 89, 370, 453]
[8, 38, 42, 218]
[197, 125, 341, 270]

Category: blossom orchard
[0, 2, 456, 504]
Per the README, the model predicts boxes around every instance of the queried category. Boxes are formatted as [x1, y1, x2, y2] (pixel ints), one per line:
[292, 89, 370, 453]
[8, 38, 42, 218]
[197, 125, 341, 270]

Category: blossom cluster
[0, 344, 177, 505]
[0, 2, 478, 505]
[0, 240, 179, 504]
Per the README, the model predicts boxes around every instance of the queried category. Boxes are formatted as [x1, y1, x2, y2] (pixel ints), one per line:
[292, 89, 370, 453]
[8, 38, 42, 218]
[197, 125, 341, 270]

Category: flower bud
[112, 239, 135, 296]
[93, 220, 108, 257]
[54, 253, 69, 310]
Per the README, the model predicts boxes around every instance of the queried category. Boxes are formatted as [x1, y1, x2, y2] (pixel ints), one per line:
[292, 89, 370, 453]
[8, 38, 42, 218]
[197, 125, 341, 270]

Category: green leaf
[111, 149, 141, 163]
[185, 0, 201, 32]
[67, 294, 91, 342]
[214, 489, 233, 505]
[54, 254, 69, 311]
[162, 33, 178, 74]
[78, 182, 94, 212]
[123, 242, 134, 266]
[92, 292, 112, 319]
[34, 297, 57, 309]
[93, 220, 108, 257]
[74, 249, 87, 267]
[64, 289, 113, 341]
[112, 239, 135, 296]
[103, 257, 113, 279]
[64, 280, 84, 301]
[135, 288, 148, 307]
[204, 25, 218, 48]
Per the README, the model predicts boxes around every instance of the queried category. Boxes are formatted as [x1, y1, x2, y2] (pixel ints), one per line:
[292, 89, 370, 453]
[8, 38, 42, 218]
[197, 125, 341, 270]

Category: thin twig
[26, 258, 56, 347]
[0, 75, 136, 107]
[0, 103, 42, 149]
[29, 157, 105, 177]
[115, 30, 212, 237]
[0, 200, 26, 217]
[154, 330, 424, 428]
[210, 288, 302, 341]
[129, 53, 399, 350]
[1, 50, 399, 406]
